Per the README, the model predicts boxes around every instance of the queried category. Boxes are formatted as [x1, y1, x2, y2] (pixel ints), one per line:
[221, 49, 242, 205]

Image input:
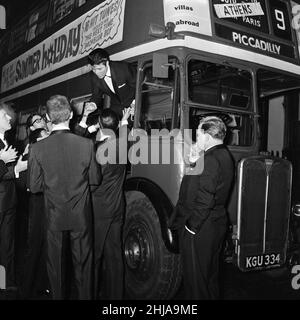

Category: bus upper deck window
[188, 60, 252, 110]
[139, 61, 179, 132]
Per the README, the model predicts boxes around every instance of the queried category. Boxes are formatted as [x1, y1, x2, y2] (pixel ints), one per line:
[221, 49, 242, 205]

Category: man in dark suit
[0, 103, 27, 289]
[87, 48, 136, 119]
[28, 95, 101, 299]
[0, 161, 7, 179]
[169, 116, 234, 300]
[92, 108, 129, 299]
[21, 123, 50, 299]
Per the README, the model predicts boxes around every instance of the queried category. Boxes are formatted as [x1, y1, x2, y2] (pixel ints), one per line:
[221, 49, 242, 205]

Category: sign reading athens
[214, 1, 265, 19]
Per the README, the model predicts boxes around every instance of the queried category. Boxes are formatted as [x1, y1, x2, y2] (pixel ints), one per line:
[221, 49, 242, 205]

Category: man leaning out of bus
[87, 48, 136, 120]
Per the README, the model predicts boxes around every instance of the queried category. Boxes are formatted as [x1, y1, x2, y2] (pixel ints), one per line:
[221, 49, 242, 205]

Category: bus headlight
[292, 204, 300, 218]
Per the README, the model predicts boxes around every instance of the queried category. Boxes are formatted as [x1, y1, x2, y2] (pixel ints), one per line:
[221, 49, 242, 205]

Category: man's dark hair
[88, 48, 110, 65]
[46, 95, 71, 124]
[200, 116, 227, 141]
[99, 109, 119, 133]
[26, 112, 41, 129]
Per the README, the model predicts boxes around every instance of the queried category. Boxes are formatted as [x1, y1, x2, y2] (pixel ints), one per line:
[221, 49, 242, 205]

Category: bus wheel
[123, 196, 182, 300]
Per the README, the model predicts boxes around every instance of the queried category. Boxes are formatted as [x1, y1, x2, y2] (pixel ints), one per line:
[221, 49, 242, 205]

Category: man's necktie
[104, 75, 115, 93]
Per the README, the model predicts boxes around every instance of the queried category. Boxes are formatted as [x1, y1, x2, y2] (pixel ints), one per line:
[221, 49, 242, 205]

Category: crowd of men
[0, 48, 234, 300]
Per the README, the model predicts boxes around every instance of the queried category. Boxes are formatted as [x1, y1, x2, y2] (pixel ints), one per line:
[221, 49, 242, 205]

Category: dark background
[0, 0, 41, 28]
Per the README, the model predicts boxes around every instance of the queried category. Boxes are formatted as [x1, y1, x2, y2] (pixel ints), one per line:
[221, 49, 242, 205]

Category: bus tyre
[123, 197, 182, 300]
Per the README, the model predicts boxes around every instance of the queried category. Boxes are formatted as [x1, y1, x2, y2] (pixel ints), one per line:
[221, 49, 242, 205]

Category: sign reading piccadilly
[232, 31, 280, 54]
[214, 24, 295, 59]
[1, 0, 126, 93]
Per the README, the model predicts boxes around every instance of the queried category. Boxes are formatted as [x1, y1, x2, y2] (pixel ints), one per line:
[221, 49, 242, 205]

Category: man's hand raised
[121, 107, 132, 122]
[0, 146, 18, 164]
[15, 156, 28, 174]
[83, 102, 97, 117]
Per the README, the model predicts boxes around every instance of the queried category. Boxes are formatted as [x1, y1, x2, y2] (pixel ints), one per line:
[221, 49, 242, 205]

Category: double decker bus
[1, 0, 300, 299]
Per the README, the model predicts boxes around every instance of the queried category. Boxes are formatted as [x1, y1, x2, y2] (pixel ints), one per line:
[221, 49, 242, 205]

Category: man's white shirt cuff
[185, 225, 196, 235]
[79, 121, 88, 128]
[88, 125, 97, 133]
[120, 120, 128, 126]
[14, 167, 19, 178]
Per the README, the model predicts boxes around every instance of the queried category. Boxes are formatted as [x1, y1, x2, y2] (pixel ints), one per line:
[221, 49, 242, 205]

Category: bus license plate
[245, 253, 281, 269]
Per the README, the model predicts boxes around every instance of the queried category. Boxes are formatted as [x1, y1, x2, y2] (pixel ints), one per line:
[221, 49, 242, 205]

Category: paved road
[173, 262, 300, 300]
[221, 262, 300, 300]
[1, 222, 300, 301]
[1, 263, 300, 300]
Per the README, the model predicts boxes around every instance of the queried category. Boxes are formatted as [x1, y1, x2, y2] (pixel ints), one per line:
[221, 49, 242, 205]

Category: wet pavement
[171, 262, 300, 300]
[1, 195, 300, 301]
[220, 262, 300, 300]
[1, 259, 300, 300]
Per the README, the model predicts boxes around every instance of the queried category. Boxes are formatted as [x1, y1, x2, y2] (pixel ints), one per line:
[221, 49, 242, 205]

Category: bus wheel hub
[124, 222, 152, 280]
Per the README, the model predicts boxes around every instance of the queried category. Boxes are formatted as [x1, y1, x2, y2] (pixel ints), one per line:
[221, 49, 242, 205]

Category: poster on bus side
[1, 0, 126, 93]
